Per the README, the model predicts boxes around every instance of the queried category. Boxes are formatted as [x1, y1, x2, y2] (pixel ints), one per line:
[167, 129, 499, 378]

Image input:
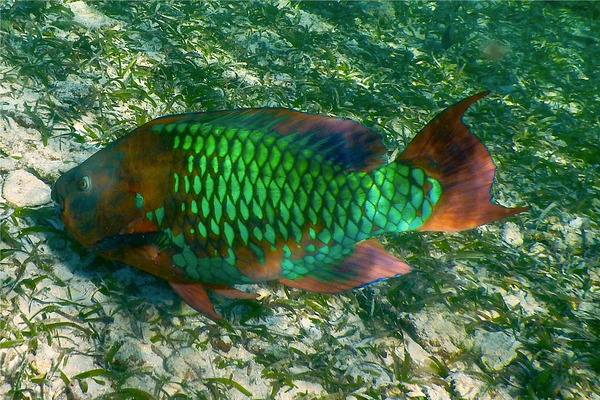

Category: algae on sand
[1, 1, 599, 399]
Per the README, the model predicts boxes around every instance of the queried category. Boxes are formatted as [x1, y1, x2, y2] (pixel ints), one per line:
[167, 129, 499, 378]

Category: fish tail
[398, 91, 528, 231]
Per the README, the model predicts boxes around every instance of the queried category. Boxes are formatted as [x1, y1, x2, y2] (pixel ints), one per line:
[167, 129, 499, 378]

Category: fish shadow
[8, 206, 206, 325]
[15, 206, 439, 328]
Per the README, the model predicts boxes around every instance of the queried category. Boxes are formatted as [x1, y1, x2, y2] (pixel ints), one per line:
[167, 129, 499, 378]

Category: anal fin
[279, 239, 411, 294]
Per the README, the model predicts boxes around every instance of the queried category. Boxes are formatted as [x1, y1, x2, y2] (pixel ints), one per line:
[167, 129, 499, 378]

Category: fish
[51, 92, 527, 320]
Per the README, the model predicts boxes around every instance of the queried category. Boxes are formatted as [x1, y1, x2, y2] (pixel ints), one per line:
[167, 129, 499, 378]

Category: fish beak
[50, 185, 64, 211]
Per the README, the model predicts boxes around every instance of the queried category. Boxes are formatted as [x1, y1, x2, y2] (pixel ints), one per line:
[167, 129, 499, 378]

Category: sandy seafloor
[0, 1, 598, 399]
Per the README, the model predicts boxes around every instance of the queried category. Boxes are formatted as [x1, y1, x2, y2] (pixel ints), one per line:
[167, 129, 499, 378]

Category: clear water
[0, 1, 598, 399]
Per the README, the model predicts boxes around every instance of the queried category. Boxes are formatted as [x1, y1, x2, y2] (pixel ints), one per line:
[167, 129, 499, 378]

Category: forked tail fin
[398, 92, 528, 231]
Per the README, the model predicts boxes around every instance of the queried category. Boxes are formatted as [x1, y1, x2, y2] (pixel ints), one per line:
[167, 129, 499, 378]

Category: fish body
[52, 92, 527, 319]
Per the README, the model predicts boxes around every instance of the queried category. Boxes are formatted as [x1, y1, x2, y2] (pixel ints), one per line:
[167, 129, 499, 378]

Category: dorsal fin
[150, 108, 388, 171]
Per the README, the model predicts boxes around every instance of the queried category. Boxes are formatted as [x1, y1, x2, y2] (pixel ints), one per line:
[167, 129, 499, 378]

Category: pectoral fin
[93, 230, 171, 252]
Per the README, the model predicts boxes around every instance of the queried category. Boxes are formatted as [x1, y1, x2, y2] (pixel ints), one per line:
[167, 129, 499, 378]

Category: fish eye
[78, 176, 91, 192]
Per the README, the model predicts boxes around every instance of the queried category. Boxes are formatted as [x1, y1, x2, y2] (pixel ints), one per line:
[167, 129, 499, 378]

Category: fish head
[52, 145, 139, 249]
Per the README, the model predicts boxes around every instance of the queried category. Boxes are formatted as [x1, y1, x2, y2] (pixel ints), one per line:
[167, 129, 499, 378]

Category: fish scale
[143, 118, 440, 285]
[52, 93, 527, 319]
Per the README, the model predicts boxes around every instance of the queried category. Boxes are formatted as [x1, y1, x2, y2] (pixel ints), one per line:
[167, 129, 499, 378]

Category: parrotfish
[52, 92, 527, 319]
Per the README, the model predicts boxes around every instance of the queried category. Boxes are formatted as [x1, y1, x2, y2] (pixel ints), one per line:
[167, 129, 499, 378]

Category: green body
[143, 113, 441, 284]
[52, 93, 526, 318]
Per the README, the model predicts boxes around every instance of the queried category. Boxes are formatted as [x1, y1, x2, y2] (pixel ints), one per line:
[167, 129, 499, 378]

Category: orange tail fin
[399, 92, 527, 231]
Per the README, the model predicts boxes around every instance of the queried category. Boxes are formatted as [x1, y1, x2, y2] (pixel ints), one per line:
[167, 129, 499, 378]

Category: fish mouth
[50, 185, 64, 210]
